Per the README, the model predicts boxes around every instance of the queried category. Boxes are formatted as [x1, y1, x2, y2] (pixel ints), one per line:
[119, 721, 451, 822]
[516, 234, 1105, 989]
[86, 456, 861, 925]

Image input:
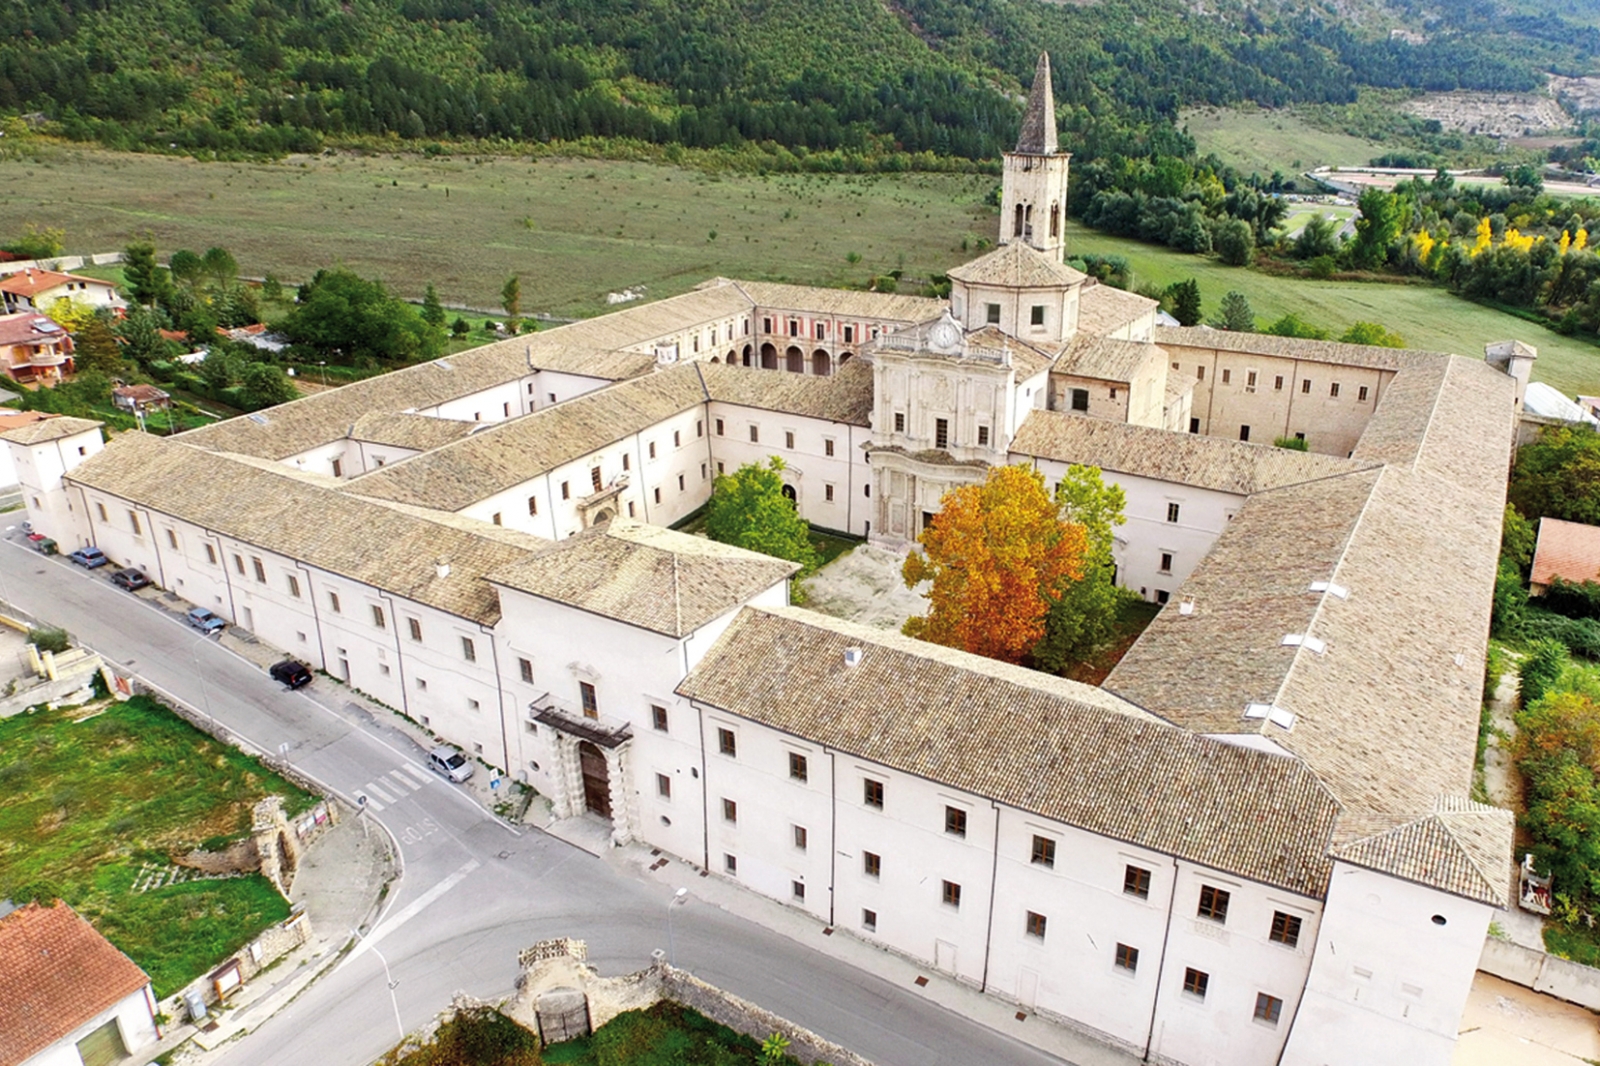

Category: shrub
[1545, 578, 1600, 622]
[1515, 690, 1600, 900]
[1524, 613, 1600, 661]
[1521, 638, 1571, 707]
[1493, 559, 1528, 639]
[27, 627, 69, 654]
[1273, 436, 1308, 451]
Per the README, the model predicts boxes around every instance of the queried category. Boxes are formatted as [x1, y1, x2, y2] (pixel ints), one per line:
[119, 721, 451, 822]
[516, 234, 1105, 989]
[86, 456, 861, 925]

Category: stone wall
[1479, 937, 1600, 1010]
[163, 908, 314, 1016]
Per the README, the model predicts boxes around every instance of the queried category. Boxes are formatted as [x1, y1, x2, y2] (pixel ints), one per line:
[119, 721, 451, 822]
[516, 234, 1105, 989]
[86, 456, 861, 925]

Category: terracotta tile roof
[489, 522, 798, 637]
[113, 384, 170, 403]
[345, 365, 709, 511]
[962, 326, 1057, 381]
[1076, 285, 1158, 337]
[347, 411, 479, 452]
[66, 432, 547, 624]
[1332, 797, 1513, 906]
[519, 341, 657, 381]
[680, 606, 1341, 897]
[698, 359, 874, 426]
[0, 901, 150, 1066]
[1053, 334, 1160, 383]
[1010, 409, 1372, 494]
[0, 415, 101, 446]
[0, 312, 70, 349]
[718, 279, 945, 324]
[0, 269, 115, 298]
[1531, 517, 1600, 589]
[948, 242, 1087, 289]
[1155, 326, 1454, 370]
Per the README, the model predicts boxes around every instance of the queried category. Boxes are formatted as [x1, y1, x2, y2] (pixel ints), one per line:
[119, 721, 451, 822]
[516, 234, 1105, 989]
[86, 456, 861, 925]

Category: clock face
[930, 322, 960, 350]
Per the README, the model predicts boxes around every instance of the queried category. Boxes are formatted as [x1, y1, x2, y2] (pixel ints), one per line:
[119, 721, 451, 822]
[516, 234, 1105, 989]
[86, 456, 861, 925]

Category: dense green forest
[1, 0, 1595, 164]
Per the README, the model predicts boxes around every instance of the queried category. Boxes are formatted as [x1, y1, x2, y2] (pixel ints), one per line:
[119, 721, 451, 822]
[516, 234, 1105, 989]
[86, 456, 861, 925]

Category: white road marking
[386, 770, 419, 792]
[342, 858, 481, 964]
[356, 793, 384, 812]
[364, 781, 397, 804]
[399, 763, 431, 784]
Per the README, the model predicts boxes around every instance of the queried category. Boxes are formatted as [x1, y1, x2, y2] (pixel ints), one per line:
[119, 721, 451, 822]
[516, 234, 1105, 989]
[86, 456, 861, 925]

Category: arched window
[742, 344, 753, 367]
[760, 343, 777, 369]
[785, 346, 803, 374]
[781, 484, 797, 507]
[812, 349, 832, 376]
[1013, 204, 1024, 238]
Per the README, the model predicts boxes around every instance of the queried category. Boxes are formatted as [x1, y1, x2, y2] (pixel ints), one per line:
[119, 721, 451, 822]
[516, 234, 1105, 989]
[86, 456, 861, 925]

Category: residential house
[0, 312, 74, 384]
[1529, 516, 1600, 596]
[0, 270, 124, 316]
[111, 384, 172, 414]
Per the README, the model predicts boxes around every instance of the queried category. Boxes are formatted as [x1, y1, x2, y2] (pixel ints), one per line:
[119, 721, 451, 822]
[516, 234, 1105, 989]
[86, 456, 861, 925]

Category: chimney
[435, 559, 451, 579]
[843, 647, 863, 667]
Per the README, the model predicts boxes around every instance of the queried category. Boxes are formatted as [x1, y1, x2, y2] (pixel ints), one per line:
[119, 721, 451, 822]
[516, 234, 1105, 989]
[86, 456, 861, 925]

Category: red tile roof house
[1530, 516, 1600, 596]
[0, 901, 160, 1066]
[110, 384, 172, 413]
[0, 270, 125, 316]
[0, 313, 75, 385]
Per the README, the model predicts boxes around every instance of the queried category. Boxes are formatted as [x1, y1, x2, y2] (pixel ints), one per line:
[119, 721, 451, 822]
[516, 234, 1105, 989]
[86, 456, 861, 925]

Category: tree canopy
[704, 458, 817, 576]
[1032, 465, 1131, 674]
[1509, 425, 1600, 527]
[902, 465, 1087, 664]
[282, 268, 443, 366]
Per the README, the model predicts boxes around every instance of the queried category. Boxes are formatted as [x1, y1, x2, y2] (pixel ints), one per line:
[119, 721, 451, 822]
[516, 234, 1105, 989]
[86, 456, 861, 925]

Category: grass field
[1067, 222, 1600, 395]
[0, 695, 316, 996]
[2, 146, 994, 318]
[1182, 107, 1388, 176]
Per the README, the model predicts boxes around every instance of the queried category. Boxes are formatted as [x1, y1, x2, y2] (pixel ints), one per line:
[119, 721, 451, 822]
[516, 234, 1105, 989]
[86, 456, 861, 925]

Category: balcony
[528, 693, 632, 749]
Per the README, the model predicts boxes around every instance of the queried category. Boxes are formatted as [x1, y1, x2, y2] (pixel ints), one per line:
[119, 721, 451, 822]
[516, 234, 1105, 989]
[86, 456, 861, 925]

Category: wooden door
[77, 1019, 128, 1066]
[578, 741, 610, 818]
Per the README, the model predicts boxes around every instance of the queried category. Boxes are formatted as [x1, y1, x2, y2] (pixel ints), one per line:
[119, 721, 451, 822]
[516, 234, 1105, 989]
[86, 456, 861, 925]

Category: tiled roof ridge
[1330, 799, 1511, 905]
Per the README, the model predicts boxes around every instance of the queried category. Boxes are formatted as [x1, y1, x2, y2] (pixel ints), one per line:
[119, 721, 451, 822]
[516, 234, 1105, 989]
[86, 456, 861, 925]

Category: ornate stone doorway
[579, 741, 611, 818]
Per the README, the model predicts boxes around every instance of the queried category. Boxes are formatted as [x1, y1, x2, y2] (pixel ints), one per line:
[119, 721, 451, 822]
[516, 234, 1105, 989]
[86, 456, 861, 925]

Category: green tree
[198, 346, 243, 393]
[501, 274, 522, 335]
[421, 283, 446, 328]
[1340, 321, 1405, 347]
[705, 458, 818, 575]
[72, 314, 125, 377]
[1166, 279, 1202, 327]
[450, 316, 471, 338]
[2, 224, 64, 260]
[1294, 215, 1341, 261]
[1503, 505, 1537, 574]
[116, 307, 174, 365]
[1510, 425, 1600, 526]
[282, 268, 442, 365]
[239, 362, 300, 410]
[1265, 313, 1329, 339]
[1516, 688, 1600, 898]
[1350, 187, 1408, 271]
[121, 241, 173, 308]
[1032, 465, 1131, 674]
[1212, 291, 1254, 332]
[201, 246, 239, 288]
[1214, 218, 1255, 266]
[167, 249, 204, 288]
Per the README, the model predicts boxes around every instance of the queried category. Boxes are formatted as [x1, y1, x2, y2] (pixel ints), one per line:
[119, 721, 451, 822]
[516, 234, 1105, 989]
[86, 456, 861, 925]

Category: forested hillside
[1, 0, 1596, 163]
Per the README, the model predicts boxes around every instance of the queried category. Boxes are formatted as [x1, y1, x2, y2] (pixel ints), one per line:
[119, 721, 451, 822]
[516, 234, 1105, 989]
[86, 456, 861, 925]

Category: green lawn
[1066, 222, 1600, 396]
[544, 1003, 798, 1066]
[0, 695, 316, 996]
[1182, 106, 1389, 175]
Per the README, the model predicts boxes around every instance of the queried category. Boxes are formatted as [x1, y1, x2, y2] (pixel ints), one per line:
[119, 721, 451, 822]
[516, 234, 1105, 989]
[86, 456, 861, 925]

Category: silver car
[426, 745, 474, 783]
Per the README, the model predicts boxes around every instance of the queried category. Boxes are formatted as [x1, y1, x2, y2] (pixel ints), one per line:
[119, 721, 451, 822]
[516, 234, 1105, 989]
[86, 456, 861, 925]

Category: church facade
[3, 53, 1527, 1066]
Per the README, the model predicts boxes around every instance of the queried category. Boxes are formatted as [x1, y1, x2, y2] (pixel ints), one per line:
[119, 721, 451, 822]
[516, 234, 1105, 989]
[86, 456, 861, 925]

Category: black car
[269, 659, 313, 689]
[110, 567, 151, 591]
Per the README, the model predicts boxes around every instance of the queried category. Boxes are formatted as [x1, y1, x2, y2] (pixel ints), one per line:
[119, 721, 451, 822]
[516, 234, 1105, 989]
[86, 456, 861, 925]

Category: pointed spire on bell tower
[1015, 52, 1058, 156]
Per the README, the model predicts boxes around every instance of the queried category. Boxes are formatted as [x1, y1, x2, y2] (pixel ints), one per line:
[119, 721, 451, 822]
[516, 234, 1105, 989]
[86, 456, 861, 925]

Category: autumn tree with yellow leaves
[902, 465, 1089, 665]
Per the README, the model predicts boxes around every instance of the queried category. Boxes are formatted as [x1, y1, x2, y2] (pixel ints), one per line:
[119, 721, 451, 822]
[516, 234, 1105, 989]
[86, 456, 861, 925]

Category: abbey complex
[5, 55, 1527, 1066]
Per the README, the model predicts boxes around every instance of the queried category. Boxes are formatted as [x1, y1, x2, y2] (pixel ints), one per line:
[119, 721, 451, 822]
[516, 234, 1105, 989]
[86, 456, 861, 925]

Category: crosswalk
[354, 762, 432, 811]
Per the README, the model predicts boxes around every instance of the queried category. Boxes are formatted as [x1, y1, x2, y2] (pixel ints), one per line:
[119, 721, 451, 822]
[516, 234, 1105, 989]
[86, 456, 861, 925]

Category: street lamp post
[189, 631, 218, 734]
[352, 929, 405, 1043]
[666, 887, 688, 967]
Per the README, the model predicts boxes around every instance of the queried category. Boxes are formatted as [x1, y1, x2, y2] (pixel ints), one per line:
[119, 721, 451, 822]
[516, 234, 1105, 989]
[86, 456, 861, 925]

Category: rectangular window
[623, 453, 631, 471]
[1254, 993, 1283, 1025]
[1166, 503, 1180, 523]
[944, 805, 967, 838]
[1189, 417, 1200, 434]
[863, 778, 884, 809]
[1359, 385, 1370, 401]
[718, 727, 737, 757]
[793, 825, 808, 851]
[942, 880, 962, 908]
[1157, 589, 1170, 605]
[648, 442, 657, 459]
[763, 317, 772, 333]
[1239, 425, 1251, 442]
[653, 488, 661, 505]
[977, 425, 990, 447]
[579, 681, 598, 718]
[1160, 552, 1173, 573]
[1115, 943, 1139, 972]
[651, 704, 668, 731]
[657, 773, 671, 798]
[1246, 370, 1257, 390]
[520, 657, 535, 684]
[785, 431, 795, 450]
[1124, 864, 1152, 899]
[1030, 304, 1045, 326]
[1026, 911, 1047, 939]
[166, 529, 179, 549]
[1184, 968, 1209, 999]
[862, 908, 876, 931]
[1274, 375, 1284, 391]
[697, 420, 704, 438]
[1071, 388, 1089, 412]
[824, 484, 835, 503]
[725, 854, 738, 875]
[893, 412, 906, 433]
[591, 467, 603, 492]
[793, 880, 806, 902]
[561, 481, 570, 500]
[286, 574, 301, 598]
[1330, 382, 1341, 398]
[1270, 911, 1302, 948]
[673, 430, 681, 448]
[233, 554, 246, 576]
[985, 303, 1001, 324]
[252, 557, 266, 583]
[372, 605, 386, 629]
[128, 511, 141, 535]
[722, 798, 737, 823]
[1197, 366, 1205, 381]
[205, 544, 218, 565]
[677, 474, 685, 492]
[716, 418, 725, 436]
[1031, 835, 1056, 868]
[788, 320, 798, 337]
[1301, 378, 1311, 394]
[461, 636, 476, 662]
[824, 438, 835, 457]
[749, 425, 759, 443]
[844, 325, 854, 343]
[789, 752, 808, 781]
[935, 418, 950, 449]
[528, 496, 538, 516]
[1198, 885, 1231, 923]
[701, 464, 707, 480]
[816, 322, 826, 339]
[407, 617, 422, 642]
[863, 851, 881, 877]
[96, 502, 108, 522]
[1221, 369, 1231, 384]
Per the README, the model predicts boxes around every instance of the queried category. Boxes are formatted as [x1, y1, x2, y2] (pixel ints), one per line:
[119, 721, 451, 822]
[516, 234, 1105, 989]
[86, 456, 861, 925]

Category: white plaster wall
[526, 371, 615, 412]
[953, 281, 1073, 345]
[6, 426, 102, 544]
[706, 405, 865, 535]
[429, 380, 526, 425]
[347, 440, 424, 476]
[19, 985, 158, 1066]
[1280, 863, 1492, 1066]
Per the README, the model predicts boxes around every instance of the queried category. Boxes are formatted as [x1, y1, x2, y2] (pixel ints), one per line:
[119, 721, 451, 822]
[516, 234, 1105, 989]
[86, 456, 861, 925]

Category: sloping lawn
[0, 695, 315, 996]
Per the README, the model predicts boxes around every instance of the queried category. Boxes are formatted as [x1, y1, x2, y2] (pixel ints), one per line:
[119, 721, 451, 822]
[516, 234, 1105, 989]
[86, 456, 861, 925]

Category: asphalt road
[1, 535, 1068, 1066]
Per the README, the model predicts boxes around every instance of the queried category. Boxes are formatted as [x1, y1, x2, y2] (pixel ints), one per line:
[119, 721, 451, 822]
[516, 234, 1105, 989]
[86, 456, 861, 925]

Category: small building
[0, 900, 159, 1066]
[111, 384, 172, 414]
[0, 270, 124, 316]
[0, 312, 74, 384]
[1530, 516, 1600, 595]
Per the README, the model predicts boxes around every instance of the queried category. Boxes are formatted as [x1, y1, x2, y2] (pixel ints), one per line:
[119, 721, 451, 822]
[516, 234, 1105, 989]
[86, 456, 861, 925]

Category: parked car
[269, 659, 312, 689]
[67, 547, 109, 568]
[110, 568, 151, 591]
[186, 607, 226, 635]
[29, 535, 56, 556]
[426, 745, 474, 783]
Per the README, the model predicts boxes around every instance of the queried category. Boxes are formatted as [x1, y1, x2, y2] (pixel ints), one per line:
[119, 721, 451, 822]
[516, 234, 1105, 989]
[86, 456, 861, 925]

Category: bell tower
[999, 53, 1071, 263]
